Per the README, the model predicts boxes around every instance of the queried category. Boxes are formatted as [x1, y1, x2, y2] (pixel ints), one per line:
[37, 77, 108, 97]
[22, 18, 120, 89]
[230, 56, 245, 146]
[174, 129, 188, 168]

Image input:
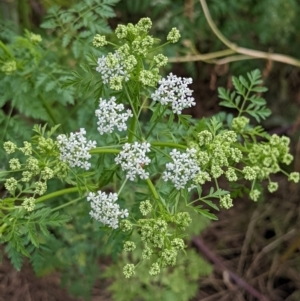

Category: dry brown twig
[169, 0, 300, 68]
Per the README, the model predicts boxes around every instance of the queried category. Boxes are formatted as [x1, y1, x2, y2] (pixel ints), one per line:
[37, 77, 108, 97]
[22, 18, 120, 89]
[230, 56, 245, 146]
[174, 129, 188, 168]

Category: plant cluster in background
[0, 1, 300, 300]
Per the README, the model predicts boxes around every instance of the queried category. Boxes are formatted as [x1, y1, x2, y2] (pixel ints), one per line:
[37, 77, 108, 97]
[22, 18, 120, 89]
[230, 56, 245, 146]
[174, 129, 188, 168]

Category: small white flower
[115, 142, 151, 181]
[57, 128, 96, 170]
[151, 73, 196, 114]
[87, 191, 129, 229]
[163, 148, 200, 190]
[95, 97, 133, 135]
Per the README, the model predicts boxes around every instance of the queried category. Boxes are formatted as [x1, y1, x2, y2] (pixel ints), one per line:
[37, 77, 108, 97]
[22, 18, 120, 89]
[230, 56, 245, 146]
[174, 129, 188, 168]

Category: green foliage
[2, 207, 70, 271]
[218, 69, 271, 122]
[0, 2, 299, 300]
[41, 0, 119, 58]
[105, 248, 212, 301]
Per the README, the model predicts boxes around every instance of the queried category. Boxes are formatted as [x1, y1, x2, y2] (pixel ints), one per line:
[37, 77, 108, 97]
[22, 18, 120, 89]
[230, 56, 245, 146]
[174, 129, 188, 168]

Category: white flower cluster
[151, 73, 196, 114]
[57, 128, 96, 170]
[95, 97, 133, 135]
[163, 148, 200, 190]
[96, 51, 129, 85]
[87, 191, 129, 229]
[115, 142, 151, 181]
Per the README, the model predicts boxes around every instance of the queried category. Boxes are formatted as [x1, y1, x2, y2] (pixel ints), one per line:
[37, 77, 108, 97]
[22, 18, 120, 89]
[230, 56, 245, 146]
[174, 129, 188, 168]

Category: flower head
[93, 34, 107, 48]
[95, 97, 133, 135]
[115, 142, 151, 181]
[1, 61, 17, 75]
[151, 73, 195, 114]
[22, 197, 35, 211]
[87, 191, 129, 229]
[96, 51, 130, 90]
[163, 148, 200, 190]
[167, 28, 181, 43]
[57, 128, 96, 170]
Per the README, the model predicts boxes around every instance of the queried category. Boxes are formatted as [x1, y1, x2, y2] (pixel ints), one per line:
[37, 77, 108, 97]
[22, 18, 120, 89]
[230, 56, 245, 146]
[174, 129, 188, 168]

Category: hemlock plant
[0, 18, 299, 280]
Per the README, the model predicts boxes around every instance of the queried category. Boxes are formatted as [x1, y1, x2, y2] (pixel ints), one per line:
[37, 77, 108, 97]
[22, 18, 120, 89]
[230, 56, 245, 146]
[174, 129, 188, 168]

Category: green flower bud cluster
[231, 116, 250, 133]
[3, 141, 17, 154]
[3, 128, 70, 208]
[123, 241, 136, 252]
[20, 141, 33, 156]
[249, 189, 261, 202]
[36, 136, 59, 155]
[190, 123, 299, 206]
[120, 219, 133, 232]
[288, 172, 300, 183]
[194, 130, 242, 181]
[1, 60, 17, 75]
[123, 263, 135, 278]
[220, 194, 233, 209]
[247, 134, 296, 181]
[95, 18, 180, 90]
[121, 211, 191, 278]
[268, 182, 278, 193]
[22, 197, 35, 211]
[167, 28, 181, 43]
[4, 177, 18, 193]
[9, 158, 21, 171]
[92, 34, 107, 48]
[29, 32, 42, 44]
[139, 200, 152, 216]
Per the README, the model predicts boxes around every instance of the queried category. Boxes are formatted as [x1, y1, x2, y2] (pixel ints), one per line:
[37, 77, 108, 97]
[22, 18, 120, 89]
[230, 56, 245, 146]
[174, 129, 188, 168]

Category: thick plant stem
[146, 178, 159, 200]
[36, 187, 81, 203]
[90, 148, 120, 155]
[51, 196, 83, 212]
[125, 86, 139, 143]
[151, 141, 187, 150]
[128, 116, 137, 143]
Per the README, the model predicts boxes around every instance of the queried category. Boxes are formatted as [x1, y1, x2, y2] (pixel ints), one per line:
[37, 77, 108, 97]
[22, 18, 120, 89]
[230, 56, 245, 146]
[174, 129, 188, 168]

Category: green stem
[89, 148, 120, 155]
[35, 187, 80, 204]
[214, 178, 222, 200]
[128, 115, 137, 143]
[51, 196, 83, 212]
[150, 42, 170, 53]
[146, 178, 159, 200]
[238, 82, 253, 117]
[151, 142, 187, 150]
[125, 86, 139, 143]
[118, 178, 128, 196]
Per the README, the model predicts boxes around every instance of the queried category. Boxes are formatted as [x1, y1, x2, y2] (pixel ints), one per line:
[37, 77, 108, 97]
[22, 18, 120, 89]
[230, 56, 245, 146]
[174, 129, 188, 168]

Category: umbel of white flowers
[151, 72, 196, 114]
[163, 148, 200, 190]
[87, 191, 129, 229]
[57, 128, 96, 170]
[115, 142, 151, 181]
[95, 96, 133, 135]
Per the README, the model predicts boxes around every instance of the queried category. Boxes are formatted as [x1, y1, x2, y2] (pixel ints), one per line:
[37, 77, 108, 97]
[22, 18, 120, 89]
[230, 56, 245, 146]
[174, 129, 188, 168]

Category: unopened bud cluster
[3, 129, 70, 211]
[121, 207, 191, 278]
[94, 18, 180, 90]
